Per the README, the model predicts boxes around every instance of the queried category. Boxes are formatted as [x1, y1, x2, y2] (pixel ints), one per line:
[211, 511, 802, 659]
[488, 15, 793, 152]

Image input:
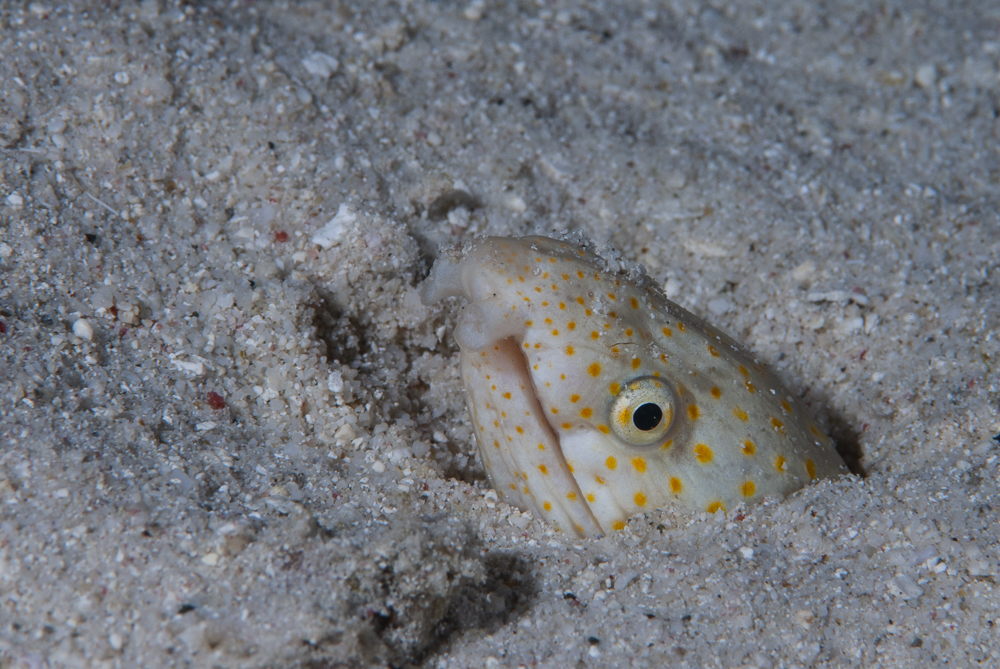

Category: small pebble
[914, 64, 936, 89]
[889, 574, 924, 600]
[72, 318, 94, 341]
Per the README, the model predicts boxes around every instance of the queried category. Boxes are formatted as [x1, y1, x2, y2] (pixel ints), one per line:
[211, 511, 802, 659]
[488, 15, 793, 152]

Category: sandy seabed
[1, 1, 999, 667]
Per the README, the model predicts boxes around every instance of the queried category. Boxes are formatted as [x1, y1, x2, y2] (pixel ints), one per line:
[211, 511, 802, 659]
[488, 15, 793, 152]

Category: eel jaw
[462, 336, 603, 537]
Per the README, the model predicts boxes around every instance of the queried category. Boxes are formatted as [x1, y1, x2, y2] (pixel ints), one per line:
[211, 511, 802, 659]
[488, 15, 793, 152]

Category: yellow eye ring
[609, 376, 676, 446]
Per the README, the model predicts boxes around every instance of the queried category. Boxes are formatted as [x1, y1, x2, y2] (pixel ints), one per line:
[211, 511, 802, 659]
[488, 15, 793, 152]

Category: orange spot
[733, 407, 748, 421]
[567, 492, 577, 501]
[580, 407, 593, 418]
[518, 276, 524, 282]
[634, 492, 647, 506]
[661, 439, 673, 450]
[566, 345, 575, 355]
[616, 406, 632, 425]
[630, 297, 639, 309]
[662, 327, 673, 337]
[550, 407, 559, 414]
[567, 321, 576, 330]
[775, 455, 787, 472]
[559, 302, 566, 310]
[494, 440, 500, 449]
[688, 405, 700, 420]
[538, 464, 548, 475]
[576, 297, 584, 305]
[625, 328, 633, 337]
[535, 286, 542, 293]
[586, 493, 596, 502]
[585, 309, 593, 316]
[781, 400, 792, 414]
[631, 358, 641, 370]
[806, 459, 817, 480]
[567, 461, 574, 473]
[588, 363, 601, 376]
[609, 382, 620, 395]
[632, 457, 647, 473]
[608, 293, 616, 300]
[543, 501, 552, 511]
[577, 271, 584, 278]
[738, 365, 749, 377]
[609, 311, 617, 318]
[770, 417, 785, 434]
[515, 426, 524, 434]
[537, 443, 545, 450]
[591, 331, 599, 340]
[596, 476, 606, 485]
[706, 501, 725, 514]
[598, 425, 610, 434]
[552, 329, 559, 336]
[741, 481, 755, 497]
[809, 424, 823, 437]
[707, 345, 719, 357]
[525, 320, 533, 326]
[569, 394, 580, 403]
[742, 440, 756, 456]
[605, 456, 617, 470]
[670, 477, 682, 493]
[710, 387, 721, 399]
[612, 520, 626, 531]
[745, 381, 756, 393]
[510, 483, 517, 490]
[545, 318, 553, 325]
[694, 444, 713, 463]
[503, 392, 512, 399]
[677, 322, 686, 332]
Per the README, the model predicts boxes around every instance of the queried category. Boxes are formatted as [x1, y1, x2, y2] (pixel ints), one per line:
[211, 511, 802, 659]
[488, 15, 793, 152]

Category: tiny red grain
[206, 391, 227, 410]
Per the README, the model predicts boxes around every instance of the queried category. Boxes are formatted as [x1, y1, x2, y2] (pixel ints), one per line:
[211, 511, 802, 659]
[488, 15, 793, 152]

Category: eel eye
[609, 376, 675, 446]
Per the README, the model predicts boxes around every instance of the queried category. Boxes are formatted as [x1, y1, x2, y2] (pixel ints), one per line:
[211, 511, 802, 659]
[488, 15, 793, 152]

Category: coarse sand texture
[0, 1, 998, 668]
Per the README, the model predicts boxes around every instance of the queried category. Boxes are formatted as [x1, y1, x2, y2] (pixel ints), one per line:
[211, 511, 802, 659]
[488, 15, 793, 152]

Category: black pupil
[632, 403, 663, 431]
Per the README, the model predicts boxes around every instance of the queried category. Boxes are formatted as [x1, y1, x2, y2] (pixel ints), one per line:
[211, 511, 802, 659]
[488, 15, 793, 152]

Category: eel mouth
[499, 336, 603, 535]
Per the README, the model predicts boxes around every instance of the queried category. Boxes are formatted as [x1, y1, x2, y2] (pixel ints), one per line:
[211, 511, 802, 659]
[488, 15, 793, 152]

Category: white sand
[0, 1, 998, 667]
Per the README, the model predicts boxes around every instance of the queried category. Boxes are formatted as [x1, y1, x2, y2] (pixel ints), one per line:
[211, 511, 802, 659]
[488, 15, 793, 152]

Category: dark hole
[632, 403, 662, 431]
